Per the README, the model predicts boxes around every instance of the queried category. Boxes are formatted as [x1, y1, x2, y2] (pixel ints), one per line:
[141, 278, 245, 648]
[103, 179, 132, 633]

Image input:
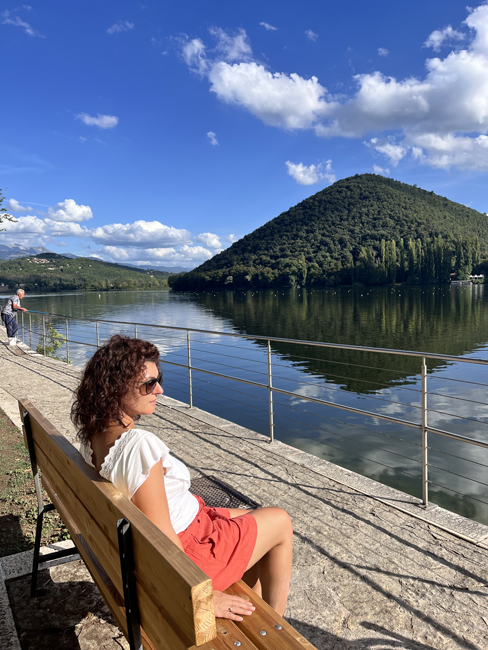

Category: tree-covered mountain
[171, 174, 488, 290]
[0, 253, 171, 292]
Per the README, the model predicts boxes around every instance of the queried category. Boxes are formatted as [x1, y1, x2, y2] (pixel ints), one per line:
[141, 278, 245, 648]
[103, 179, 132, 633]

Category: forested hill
[0, 253, 171, 292]
[171, 174, 488, 290]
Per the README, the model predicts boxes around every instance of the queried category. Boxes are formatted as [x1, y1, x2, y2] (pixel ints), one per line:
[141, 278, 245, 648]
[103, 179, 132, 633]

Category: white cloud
[378, 47, 389, 57]
[178, 6, 488, 171]
[181, 38, 208, 75]
[47, 199, 93, 223]
[367, 138, 407, 165]
[1, 215, 46, 234]
[424, 25, 464, 52]
[76, 113, 119, 129]
[209, 62, 334, 129]
[194, 232, 222, 249]
[107, 21, 134, 35]
[207, 131, 219, 145]
[226, 234, 238, 243]
[260, 22, 277, 31]
[44, 220, 88, 237]
[97, 244, 213, 265]
[181, 27, 336, 131]
[2, 9, 43, 37]
[286, 159, 336, 185]
[210, 27, 253, 61]
[372, 165, 390, 176]
[89, 220, 191, 247]
[305, 30, 318, 42]
[7, 198, 31, 212]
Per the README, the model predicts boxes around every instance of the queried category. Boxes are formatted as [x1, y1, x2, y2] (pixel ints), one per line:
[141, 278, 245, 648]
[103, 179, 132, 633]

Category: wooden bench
[19, 398, 317, 650]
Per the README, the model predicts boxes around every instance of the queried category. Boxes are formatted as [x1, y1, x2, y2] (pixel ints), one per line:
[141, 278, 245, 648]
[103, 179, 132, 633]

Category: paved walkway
[1, 332, 488, 649]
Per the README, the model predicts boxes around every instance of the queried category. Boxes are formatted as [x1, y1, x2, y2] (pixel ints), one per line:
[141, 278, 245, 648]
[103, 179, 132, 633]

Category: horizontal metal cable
[192, 375, 270, 404]
[188, 354, 268, 377]
[192, 393, 269, 427]
[275, 350, 419, 376]
[188, 344, 269, 366]
[188, 339, 266, 356]
[271, 406, 421, 465]
[426, 391, 488, 408]
[427, 462, 488, 488]
[427, 480, 488, 508]
[192, 382, 271, 417]
[429, 375, 488, 388]
[274, 398, 422, 448]
[272, 367, 422, 395]
[272, 419, 422, 483]
[426, 407, 488, 426]
[427, 443, 488, 470]
[271, 374, 423, 412]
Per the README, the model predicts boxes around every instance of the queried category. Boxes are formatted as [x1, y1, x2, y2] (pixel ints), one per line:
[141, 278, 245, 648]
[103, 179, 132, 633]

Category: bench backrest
[19, 398, 217, 650]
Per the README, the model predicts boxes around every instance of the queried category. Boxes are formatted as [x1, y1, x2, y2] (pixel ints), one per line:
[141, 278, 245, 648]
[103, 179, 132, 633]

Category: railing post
[187, 331, 193, 408]
[29, 313, 32, 349]
[134, 324, 138, 339]
[267, 340, 274, 443]
[21, 311, 24, 343]
[96, 321, 99, 348]
[421, 357, 429, 508]
[42, 316, 46, 356]
[66, 319, 69, 364]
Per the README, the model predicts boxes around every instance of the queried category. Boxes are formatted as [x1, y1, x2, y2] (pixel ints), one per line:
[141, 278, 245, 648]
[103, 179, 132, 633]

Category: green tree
[36, 325, 68, 361]
[0, 189, 17, 231]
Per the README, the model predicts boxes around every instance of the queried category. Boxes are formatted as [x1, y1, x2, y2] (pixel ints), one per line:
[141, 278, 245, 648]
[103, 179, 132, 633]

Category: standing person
[71, 335, 293, 620]
[1, 289, 27, 346]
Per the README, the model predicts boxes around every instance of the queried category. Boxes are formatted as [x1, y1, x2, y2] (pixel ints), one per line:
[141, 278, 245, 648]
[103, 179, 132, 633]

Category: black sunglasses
[139, 371, 163, 395]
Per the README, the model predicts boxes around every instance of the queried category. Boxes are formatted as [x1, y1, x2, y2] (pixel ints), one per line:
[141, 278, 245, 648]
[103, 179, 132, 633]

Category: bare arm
[131, 460, 185, 551]
[131, 461, 255, 620]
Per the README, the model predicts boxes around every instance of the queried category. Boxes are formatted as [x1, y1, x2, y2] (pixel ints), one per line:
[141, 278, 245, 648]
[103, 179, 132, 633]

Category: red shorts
[178, 495, 258, 591]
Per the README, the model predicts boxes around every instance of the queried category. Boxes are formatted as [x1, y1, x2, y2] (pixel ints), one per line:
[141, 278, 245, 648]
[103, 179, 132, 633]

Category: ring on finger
[229, 606, 233, 613]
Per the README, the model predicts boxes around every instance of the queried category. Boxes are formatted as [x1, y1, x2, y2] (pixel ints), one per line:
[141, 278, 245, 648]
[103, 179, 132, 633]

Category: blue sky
[2, 1, 488, 269]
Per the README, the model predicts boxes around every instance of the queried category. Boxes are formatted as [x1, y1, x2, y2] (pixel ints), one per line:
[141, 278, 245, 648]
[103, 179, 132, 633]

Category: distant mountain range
[0, 244, 55, 260]
[0, 244, 188, 273]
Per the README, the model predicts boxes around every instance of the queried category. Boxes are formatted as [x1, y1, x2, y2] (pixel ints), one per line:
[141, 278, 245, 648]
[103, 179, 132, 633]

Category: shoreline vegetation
[0, 253, 171, 293]
[170, 174, 488, 292]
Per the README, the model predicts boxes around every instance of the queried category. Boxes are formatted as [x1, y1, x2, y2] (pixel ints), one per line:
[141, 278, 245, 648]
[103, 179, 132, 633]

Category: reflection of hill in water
[193, 285, 488, 393]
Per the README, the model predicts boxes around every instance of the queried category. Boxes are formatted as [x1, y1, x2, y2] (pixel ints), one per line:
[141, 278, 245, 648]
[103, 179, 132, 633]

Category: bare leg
[242, 563, 262, 597]
[245, 507, 293, 616]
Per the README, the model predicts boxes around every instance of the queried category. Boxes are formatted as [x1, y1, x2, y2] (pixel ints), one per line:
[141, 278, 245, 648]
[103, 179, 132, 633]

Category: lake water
[22, 285, 488, 524]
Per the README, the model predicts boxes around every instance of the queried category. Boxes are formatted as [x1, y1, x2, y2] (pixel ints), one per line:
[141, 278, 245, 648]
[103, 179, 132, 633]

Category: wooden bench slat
[226, 581, 316, 650]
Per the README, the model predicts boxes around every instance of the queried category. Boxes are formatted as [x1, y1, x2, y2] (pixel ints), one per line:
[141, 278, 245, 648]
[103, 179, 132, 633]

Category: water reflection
[23, 286, 488, 524]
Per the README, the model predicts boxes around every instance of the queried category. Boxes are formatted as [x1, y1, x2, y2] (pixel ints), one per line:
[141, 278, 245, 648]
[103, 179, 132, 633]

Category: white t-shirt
[80, 428, 199, 534]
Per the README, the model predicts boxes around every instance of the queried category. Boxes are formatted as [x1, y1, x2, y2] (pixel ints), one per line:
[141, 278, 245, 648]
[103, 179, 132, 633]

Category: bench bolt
[275, 624, 283, 630]
[259, 630, 267, 635]
[234, 642, 242, 647]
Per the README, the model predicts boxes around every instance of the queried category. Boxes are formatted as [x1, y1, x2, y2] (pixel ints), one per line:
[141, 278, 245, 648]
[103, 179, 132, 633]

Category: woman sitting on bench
[71, 335, 293, 621]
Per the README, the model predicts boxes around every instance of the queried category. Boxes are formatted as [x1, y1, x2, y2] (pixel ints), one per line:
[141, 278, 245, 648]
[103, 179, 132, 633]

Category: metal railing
[19, 309, 488, 519]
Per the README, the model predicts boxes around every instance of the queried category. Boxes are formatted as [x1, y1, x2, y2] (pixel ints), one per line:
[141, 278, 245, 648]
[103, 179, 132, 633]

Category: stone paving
[1, 332, 488, 649]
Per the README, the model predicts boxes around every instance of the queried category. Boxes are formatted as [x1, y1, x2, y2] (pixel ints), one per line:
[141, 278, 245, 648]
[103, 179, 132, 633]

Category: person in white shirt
[71, 335, 293, 620]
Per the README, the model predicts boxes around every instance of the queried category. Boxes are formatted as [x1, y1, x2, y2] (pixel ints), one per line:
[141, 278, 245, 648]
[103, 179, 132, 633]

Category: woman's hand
[213, 591, 255, 621]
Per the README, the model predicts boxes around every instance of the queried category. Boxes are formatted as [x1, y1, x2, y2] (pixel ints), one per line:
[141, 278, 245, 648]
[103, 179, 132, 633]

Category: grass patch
[0, 407, 70, 557]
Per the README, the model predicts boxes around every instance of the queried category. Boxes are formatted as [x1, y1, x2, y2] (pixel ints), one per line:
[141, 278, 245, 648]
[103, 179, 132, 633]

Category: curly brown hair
[71, 334, 160, 444]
